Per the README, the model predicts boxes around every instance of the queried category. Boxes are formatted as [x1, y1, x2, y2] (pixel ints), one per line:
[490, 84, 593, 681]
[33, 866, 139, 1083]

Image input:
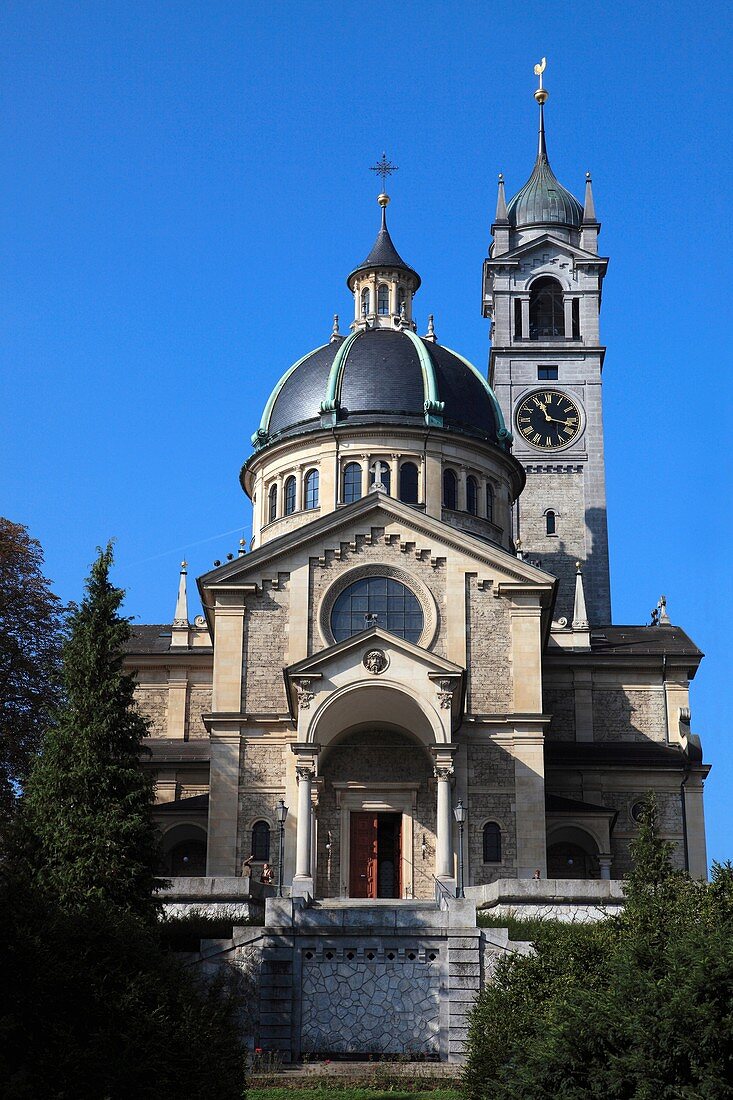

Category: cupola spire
[171, 560, 190, 647]
[347, 155, 421, 331]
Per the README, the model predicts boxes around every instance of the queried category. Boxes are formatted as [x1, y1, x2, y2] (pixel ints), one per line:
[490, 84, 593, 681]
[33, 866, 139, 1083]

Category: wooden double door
[349, 812, 402, 898]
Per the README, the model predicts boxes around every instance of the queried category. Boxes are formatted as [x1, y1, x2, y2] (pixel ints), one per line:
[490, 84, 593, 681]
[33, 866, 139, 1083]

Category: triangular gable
[487, 232, 607, 266]
[198, 491, 555, 595]
[283, 625, 466, 726]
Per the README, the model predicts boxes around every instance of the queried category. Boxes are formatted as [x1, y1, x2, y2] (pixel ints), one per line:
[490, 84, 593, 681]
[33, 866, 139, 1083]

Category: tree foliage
[24, 542, 159, 918]
[465, 797, 733, 1099]
[0, 517, 64, 819]
[1, 544, 247, 1098]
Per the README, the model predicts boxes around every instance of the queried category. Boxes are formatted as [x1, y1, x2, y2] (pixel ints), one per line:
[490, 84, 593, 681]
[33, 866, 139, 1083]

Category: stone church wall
[237, 740, 288, 869]
[520, 467, 585, 624]
[593, 686, 666, 742]
[543, 683, 576, 740]
[134, 676, 168, 737]
[307, 532, 447, 656]
[242, 576, 290, 714]
[465, 578, 513, 713]
[315, 731, 437, 900]
[185, 683, 211, 739]
[467, 792, 516, 884]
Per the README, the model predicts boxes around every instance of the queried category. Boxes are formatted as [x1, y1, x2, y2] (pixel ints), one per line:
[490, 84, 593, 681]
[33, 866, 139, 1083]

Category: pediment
[198, 492, 555, 600]
[283, 625, 466, 730]
[487, 233, 607, 266]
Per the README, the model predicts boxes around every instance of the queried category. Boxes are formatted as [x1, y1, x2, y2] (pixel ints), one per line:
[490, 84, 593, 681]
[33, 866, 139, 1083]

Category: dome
[506, 103, 583, 230]
[252, 327, 511, 451]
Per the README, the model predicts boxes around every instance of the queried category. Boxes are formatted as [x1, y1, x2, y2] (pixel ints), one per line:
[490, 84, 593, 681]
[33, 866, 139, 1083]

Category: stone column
[431, 746, 458, 889]
[290, 743, 320, 899]
[295, 766, 312, 879]
[166, 676, 188, 739]
[563, 296, 573, 339]
[599, 855, 612, 880]
[294, 464, 303, 512]
[389, 453, 400, 498]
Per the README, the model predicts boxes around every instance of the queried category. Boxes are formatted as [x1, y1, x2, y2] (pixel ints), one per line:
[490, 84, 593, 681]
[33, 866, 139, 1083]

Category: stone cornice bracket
[290, 741, 320, 775]
[427, 671, 463, 711]
[285, 672, 323, 720]
[430, 743, 458, 779]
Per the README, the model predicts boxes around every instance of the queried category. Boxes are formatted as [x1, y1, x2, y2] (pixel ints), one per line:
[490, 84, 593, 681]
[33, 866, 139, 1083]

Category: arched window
[378, 284, 389, 315]
[361, 287, 370, 316]
[443, 469, 457, 510]
[483, 822, 502, 863]
[545, 510, 556, 536]
[343, 462, 362, 504]
[268, 483, 278, 523]
[466, 475, 478, 515]
[399, 461, 419, 504]
[331, 575, 423, 643]
[529, 277, 564, 339]
[251, 820, 271, 862]
[486, 483, 494, 522]
[304, 469, 319, 510]
[397, 287, 407, 317]
[284, 476, 296, 515]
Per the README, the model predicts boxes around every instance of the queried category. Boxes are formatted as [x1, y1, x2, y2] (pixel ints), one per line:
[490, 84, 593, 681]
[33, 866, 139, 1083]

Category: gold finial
[181, 560, 187, 571]
[533, 56, 548, 104]
[377, 193, 390, 208]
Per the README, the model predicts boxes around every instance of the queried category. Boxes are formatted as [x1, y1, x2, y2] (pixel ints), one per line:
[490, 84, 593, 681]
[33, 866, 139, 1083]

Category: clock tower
[483, 68, 611, 625]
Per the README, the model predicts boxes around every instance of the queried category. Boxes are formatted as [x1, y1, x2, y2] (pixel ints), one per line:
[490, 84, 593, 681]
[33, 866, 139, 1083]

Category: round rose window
[330, 576, 423, 643]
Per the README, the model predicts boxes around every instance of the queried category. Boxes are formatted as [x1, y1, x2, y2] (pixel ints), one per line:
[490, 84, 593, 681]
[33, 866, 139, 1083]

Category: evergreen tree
[465, 796, 733, 1099]
[0, 518, 64, 820]
[24, 543, 159, 918]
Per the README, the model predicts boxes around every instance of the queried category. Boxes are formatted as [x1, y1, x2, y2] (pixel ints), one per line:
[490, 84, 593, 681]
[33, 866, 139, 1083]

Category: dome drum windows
[268, 483, 278, 524]
[486, 483, 495, 523]
[466, 476, 479, 516]
[377, 283, 390, 315]
[304, 469, 319, 510]
[361, 287, 371, 317]
[399, 461, 419, 504]
[443, 469, 457, 511]
[284, 476, 296, 516]
[342, 462, 362, 504]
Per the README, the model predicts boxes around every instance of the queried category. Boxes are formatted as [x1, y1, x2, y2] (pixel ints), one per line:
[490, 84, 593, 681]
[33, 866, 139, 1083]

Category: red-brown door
[349, 813, 378, 898]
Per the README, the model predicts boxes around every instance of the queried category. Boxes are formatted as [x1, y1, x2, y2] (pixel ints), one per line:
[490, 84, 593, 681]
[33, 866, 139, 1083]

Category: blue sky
[2, 1, 731, 864]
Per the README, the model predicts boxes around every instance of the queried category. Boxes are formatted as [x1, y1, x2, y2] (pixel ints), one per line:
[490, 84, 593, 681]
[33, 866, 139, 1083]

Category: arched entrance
[316, 728, 435, 900]
[160, 823, 208, 877]
[547, 825, 600, 879]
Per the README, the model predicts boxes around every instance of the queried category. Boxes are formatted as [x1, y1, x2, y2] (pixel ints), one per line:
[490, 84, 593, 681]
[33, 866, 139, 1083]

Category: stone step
[310, 898, 438, 910]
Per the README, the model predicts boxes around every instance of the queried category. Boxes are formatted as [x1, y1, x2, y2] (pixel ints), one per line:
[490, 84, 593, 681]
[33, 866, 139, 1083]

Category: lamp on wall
[276, 799, 288, 897]
[453, 800, 467, 899]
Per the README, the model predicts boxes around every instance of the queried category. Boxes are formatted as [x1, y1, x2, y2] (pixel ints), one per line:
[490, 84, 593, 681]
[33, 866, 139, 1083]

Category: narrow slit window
[378, 284, 389, 315]
[268, 483, 277, 523]
[251, 821, 270, 862]
[546, 510, 556, 536]
[361, 287, 370, 316]
[443, 469, 457, 510]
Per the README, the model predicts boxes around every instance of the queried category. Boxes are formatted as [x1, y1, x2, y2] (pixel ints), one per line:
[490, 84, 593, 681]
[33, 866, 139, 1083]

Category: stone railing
[465, 878, 625, 923]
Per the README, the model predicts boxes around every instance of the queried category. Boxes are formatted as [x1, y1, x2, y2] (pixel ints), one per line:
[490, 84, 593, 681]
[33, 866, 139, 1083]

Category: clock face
[516, 390, 581, 449]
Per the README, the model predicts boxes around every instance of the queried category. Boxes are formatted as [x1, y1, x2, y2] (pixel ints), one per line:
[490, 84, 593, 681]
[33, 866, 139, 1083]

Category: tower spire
[583, 172, 597, 222]
[533, 57, 549, 161]
[495, 173, 508, 222]
[171, 560, 190, 647]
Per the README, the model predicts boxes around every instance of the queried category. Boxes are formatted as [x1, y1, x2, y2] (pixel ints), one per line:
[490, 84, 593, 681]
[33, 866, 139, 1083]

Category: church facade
[127, 80, 708, 929]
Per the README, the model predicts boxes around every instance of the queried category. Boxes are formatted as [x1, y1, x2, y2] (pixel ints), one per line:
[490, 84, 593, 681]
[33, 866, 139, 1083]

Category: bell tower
[483, 61, 611, 625]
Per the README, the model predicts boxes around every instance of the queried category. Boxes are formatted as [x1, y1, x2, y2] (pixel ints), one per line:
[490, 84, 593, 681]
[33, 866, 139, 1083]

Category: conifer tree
[25, 543, 159, 918]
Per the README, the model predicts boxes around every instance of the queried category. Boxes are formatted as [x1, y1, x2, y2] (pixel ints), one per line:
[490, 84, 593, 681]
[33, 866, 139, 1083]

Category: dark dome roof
[252, 327, 511, 451]
[506, 103, 583, 230]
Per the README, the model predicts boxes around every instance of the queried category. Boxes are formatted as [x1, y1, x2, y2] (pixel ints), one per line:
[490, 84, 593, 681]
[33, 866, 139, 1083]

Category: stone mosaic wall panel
[465, 579, 512, 713]
[300, 945, 441, 1056]
[243, 577, 290, 714]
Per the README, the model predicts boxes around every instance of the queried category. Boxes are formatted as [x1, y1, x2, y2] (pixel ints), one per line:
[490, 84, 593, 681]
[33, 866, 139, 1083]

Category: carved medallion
[363, 649, 388, 675]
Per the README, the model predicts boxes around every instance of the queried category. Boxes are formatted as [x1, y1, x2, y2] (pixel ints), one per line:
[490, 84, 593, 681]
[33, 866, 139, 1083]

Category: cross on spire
[370, 152, 398, 190]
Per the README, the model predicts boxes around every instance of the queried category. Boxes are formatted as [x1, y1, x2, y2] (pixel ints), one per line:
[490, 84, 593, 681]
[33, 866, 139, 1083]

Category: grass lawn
[248, 1089, 464, 1100]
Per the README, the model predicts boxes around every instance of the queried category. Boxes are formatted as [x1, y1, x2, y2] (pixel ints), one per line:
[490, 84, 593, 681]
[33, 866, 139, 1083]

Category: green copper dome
[506, 103, 583, 230]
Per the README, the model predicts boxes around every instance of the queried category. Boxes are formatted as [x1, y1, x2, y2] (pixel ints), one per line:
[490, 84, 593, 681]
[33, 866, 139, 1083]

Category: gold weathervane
[533, 57, 548, 104]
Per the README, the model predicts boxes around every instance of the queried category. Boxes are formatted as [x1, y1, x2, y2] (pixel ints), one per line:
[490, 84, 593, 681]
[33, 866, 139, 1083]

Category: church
[125, 67, 709, 1061]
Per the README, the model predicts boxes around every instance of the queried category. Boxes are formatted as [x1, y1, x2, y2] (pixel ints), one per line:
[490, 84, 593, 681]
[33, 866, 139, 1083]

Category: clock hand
[535, 399, 553, 422]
